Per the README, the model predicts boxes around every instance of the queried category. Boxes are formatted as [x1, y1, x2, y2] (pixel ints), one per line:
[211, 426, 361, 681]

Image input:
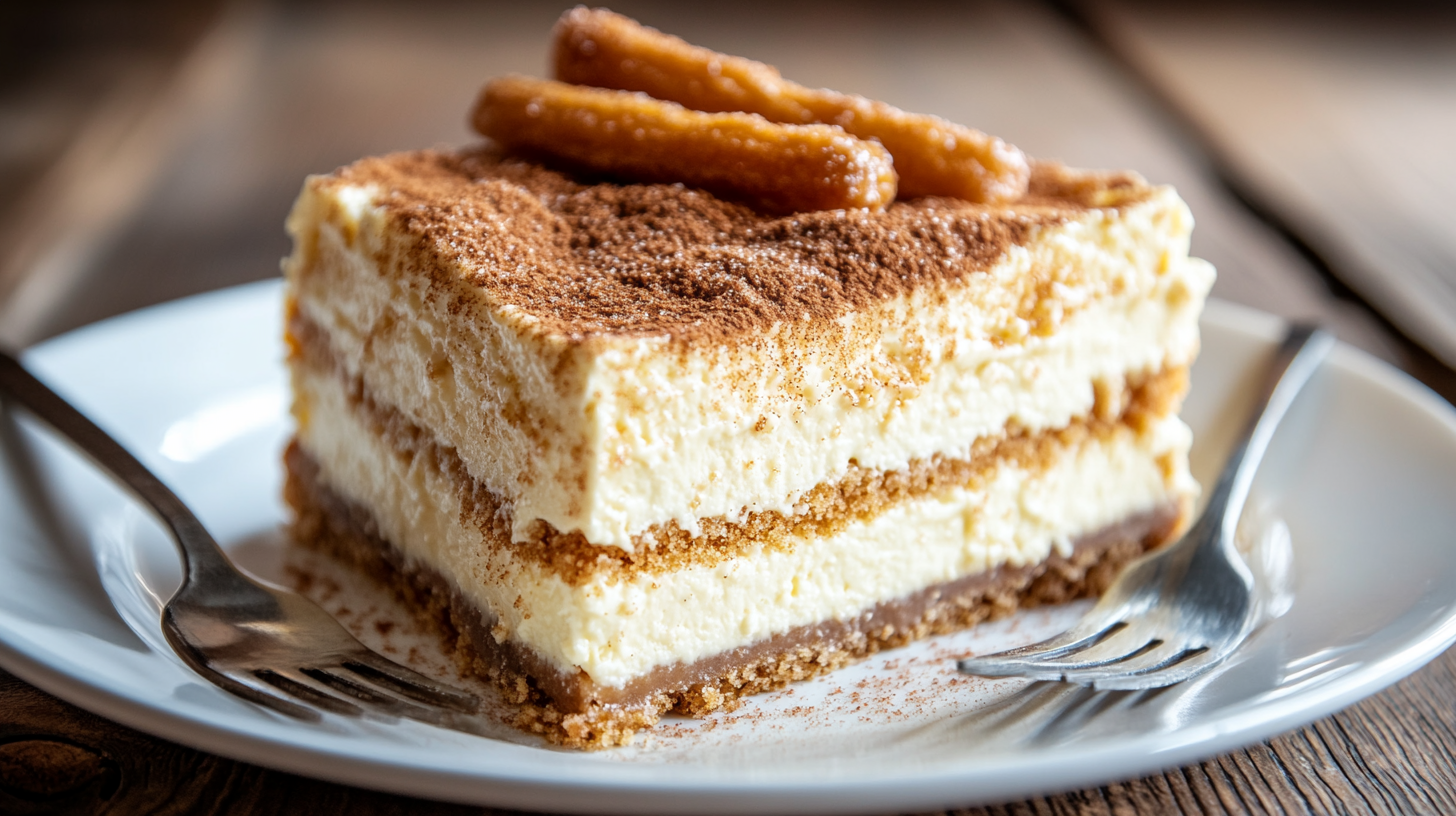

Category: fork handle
[1204, 324, 1336, 544]
[0, 350, 240, 585]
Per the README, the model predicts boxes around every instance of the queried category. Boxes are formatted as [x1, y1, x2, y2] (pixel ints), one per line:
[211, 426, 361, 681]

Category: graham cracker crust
[284, 442, 1181, 748]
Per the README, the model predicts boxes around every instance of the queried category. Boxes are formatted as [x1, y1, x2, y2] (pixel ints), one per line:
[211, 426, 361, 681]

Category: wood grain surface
[1086, 0, 1456, 372]
[2, 1, 1454, 813]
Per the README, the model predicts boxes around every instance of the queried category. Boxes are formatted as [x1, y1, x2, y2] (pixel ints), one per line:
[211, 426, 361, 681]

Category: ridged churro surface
[473, 76, 897, 215]
[553, 7, 1029, 203]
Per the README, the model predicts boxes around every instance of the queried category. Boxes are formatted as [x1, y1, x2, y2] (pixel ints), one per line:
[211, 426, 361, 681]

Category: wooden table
[2, 2, 1453, 813]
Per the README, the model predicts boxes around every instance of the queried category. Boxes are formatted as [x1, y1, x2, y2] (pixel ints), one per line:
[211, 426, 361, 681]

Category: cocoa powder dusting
[328, 147, 1150, 344]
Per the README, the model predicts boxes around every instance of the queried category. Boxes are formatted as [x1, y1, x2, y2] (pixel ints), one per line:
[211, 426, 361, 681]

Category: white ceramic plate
[3, 281, 1456, 814]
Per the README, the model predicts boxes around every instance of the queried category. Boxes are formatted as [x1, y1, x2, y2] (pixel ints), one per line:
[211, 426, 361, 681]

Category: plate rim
[3, 281, 1456, 813]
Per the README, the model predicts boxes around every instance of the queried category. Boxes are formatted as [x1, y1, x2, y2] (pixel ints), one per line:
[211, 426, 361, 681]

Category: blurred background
[1, 0, 1453, 397]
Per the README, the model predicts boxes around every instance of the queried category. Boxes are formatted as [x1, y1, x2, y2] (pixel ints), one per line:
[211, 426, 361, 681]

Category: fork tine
[1057, 641, 1203, 685]
[962, 618, 1177, 678]
[196, 664, 322, 722]
[953, 326, 1331, 692]
[343, 653, 480, 713]
[1089, 645, 1230, 691]
[253, 669, 365, 717]
[966, 638, 1161, 680]
[957, 621, 1128, 676]
[1032, 636, 1168, 672]
[301, 668, 436, 720]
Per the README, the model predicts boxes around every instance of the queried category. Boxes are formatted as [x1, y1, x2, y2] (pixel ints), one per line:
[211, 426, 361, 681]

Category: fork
[0, 350, 480, 722]
[958, 324, 1334, 691]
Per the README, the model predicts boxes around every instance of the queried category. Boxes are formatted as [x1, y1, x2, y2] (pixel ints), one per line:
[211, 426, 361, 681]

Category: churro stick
[471, 75, 897, 215]
[553, 7, 1030, 203]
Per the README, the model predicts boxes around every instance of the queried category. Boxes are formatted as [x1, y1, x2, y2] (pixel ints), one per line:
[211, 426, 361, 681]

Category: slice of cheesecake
[281, 146, 1211, 747]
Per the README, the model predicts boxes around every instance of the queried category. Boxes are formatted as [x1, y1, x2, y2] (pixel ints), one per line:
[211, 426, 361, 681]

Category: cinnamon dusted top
[328, 146, 1151, 345]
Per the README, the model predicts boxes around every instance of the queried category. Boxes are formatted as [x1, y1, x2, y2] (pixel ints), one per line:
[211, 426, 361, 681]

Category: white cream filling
[286, 179, 1211, 550]
[294, 367, 1192, 688]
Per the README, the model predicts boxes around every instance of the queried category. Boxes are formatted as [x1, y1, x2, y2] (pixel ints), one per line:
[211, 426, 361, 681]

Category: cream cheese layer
[293, 366, 1193, 688]
[285, 178, 1211, 550]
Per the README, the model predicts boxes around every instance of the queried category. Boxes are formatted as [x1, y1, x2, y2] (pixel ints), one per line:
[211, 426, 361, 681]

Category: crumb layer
[285, 442, 1180, 748]
[289, 306, 1190, 582]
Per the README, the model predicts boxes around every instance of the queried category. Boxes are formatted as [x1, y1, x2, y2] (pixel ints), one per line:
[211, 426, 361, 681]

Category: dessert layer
[288, 441, 1177, 741]
[291, 363, 1193, 688]
[283, 149, 1213, 549]
[289, 308, 1190, 581]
